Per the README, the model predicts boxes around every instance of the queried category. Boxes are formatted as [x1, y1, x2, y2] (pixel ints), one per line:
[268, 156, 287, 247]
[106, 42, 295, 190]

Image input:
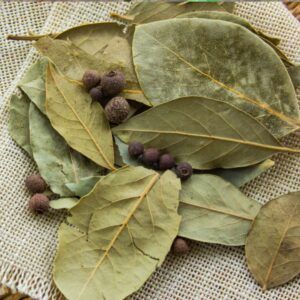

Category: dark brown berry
[159, 153, 175, 170]
[28, 194, 50, 214]
[172, 237, 190, 255]
[143, 148, 160, 166]
[105, 96, 130, 124]
[175, 162, 193, 180]
[128, 141, 144, 158]
[101, 70, 125, 97]
[82, 70, 101, 91]
[89, 86, 104, 102]
[25, 175, 47, 193]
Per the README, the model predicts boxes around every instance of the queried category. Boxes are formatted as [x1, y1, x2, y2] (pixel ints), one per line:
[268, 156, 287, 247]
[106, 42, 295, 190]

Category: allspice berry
[89, 86, 104, 102]
[159, 153, 175, 170]
[128, 141, 144, 158]
[143, 148, 160, 166]
[172, 237, 190, 255]
[101, 70, 126, 97]
[28, 194, 50, 214]
[175, 162, 193, 180]
[105, 96, 130, 124]
[82, 70, 101, 91]
[25, 175, 47, 193]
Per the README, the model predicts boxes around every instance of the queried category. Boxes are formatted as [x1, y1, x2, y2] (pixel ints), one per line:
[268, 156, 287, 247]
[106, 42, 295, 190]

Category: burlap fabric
[0, 1, 299, 299]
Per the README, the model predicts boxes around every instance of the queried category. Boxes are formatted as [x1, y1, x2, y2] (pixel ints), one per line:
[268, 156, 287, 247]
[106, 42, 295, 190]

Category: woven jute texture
[0, 2, 299, 300]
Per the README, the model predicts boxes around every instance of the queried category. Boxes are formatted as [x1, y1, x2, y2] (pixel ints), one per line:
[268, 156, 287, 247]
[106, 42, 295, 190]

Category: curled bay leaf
[45, 65, 115, 170]
[113, 97, 299, 170]
[65, 176, 102, 197]
[8, 92, 32, 156]
[29, 103, 103, 197]
[50, 197, 79, 210]
[179, 174, 261, 245]
[115, 1, 234, 24]
[54, 166, 181, 300]
[132, 18, 300, 137]
[18, 57, 48, 114]
[246, 192, 300, 290]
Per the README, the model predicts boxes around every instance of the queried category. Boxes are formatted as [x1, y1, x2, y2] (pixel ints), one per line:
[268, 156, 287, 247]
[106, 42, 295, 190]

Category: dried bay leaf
[210, 159, 275, 187]
[8, 93, 32, 156]
[116, 1, 234, 25]
[65, 176, 102, 197]
[50, 197, 79, 210]
[176, 11, 285, 56]
[54, 166, 181, 300]
[287, 65, 300, 89]
[115, 137, 274, 186]
[179, 174, 261, 245]
[29, 103, 103, 197]
[36, 32, 150, 106]
[246, 192, 300, 290]
[45, 65, 115, 170]
[133, 18, 300, 138]
[18, 57, 48, 114]
[113, 97, 300, 170]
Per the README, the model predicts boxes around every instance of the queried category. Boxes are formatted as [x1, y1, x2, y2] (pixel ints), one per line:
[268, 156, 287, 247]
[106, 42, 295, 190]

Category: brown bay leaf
[45, 65, 115, 170]
[29, 103, 103, 197]
[246, 191, 300, 290]
[132, 18, 300, 138]
[113, 97, 300, 170]
[54, 166, 181, 300]
[8, 92, 32, 156]
[179, 174, 261, 245]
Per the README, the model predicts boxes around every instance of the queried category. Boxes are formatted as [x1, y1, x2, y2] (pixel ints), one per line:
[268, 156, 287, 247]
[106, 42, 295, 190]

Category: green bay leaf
[54, 166, 181, 300]
[50, 197, 79, 210]
[132, 18, 299, 138]
[18, 58, 48, 114]
[210, 159, 275, 187]
[113, 97, 299, 170]
[179, 174, 261, 245]
[116, 1, 234, 24]
[9, 92, 32, 156]
[29, 103, 103, 197]
[65, 176, 102, 197]
[45, 65, 115, 170]
[287, 65, 300, 89]
[246, 191, 300, 290]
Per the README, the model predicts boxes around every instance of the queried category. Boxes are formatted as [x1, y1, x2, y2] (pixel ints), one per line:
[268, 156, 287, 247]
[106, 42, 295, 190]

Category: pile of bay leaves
[8, 2, 300, 299]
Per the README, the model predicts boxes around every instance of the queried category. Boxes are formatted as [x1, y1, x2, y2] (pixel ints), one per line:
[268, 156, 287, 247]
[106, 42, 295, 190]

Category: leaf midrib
[140, 28, 300, 128]
[117, 128, 300, 153]
[50, 68, 115, 170]
[76, 172, 160, 300]
[180, 199, 254, 221]
[262, 201, 299, 290]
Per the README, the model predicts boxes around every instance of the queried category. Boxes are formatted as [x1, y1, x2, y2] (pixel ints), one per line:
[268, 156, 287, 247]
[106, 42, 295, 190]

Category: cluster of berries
[25, 175, 49, 214]
[128, 141, 193, 180]
[82, 69, 130, 124]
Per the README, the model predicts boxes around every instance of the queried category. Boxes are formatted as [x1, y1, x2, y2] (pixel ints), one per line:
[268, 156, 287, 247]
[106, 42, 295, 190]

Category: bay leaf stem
[7, 33, 57, 41]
